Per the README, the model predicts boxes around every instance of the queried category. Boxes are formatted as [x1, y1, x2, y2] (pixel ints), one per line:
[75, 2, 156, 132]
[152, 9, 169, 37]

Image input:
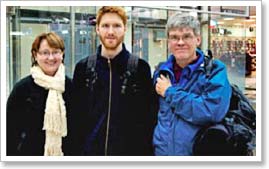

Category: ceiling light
[245, 19, 255, 22]
[223, 17, 234, 21]
[234, 23, 243, 26]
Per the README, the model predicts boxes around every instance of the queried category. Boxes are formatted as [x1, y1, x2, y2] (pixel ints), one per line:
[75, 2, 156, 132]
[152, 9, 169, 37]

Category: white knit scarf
[31, 63, 67, 156]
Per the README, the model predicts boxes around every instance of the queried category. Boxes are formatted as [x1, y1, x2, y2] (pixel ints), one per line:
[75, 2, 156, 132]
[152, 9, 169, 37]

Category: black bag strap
[127, 54, 139, 74]
[85, 54, 98, 90]
[204, 53, 213, 78]
[86, 54, 97, 73]
[121, 54, 139, 94]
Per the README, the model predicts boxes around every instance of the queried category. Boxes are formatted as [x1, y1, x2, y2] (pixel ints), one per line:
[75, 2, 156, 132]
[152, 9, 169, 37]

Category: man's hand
[155, 74, 172, 97]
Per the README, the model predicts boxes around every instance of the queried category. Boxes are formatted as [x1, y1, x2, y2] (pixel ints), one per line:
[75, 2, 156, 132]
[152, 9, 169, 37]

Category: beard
[99, 34, 124, 50]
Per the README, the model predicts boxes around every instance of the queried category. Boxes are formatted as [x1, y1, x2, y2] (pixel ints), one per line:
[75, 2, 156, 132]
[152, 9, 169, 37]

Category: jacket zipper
[105, 58, 112, 156]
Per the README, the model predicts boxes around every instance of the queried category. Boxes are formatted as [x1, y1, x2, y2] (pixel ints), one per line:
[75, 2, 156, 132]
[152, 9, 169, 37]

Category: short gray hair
[166, 13, 200, 36]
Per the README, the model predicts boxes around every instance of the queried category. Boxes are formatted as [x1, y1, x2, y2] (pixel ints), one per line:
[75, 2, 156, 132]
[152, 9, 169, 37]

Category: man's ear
[96, 25, 100, 35]
[196, 35, 201, 46]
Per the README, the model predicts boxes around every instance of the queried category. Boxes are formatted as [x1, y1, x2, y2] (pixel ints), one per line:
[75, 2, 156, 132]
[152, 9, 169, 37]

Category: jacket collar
[154, 48, 205, 83]
[186, 48, 204, 77]
[96, 43, 130, 73]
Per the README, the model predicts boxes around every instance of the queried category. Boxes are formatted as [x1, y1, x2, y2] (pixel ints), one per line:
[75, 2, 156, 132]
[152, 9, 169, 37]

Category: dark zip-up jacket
[6, 75, 73, 156]
[72, 44, 156, 155]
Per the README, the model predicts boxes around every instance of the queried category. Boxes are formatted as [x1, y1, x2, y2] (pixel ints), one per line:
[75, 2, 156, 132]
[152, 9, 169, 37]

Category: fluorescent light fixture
[223, 17, 234, 20]
[10, 32, 24, 36]
[234, 23, 243, 26]
[79, 30, 87, 35]
[61, 30, 68, 34]
[217, 21, 224, 25]
[245, 19, 255, 22]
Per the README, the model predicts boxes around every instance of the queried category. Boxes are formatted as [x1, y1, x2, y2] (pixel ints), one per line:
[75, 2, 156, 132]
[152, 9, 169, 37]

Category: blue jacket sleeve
[164, 61, 232, 125]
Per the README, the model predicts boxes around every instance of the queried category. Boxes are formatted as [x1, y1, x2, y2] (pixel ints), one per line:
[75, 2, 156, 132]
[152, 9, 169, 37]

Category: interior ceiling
[214, 6, 256, 27]
[211, 6, 255, 16]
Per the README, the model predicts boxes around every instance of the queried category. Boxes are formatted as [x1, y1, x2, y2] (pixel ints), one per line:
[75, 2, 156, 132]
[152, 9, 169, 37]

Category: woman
[7, 32, 72, 156]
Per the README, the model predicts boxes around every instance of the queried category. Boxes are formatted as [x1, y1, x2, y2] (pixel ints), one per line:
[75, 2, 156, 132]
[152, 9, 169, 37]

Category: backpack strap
[121, 54, 139, 94]
[87, 54, 97, 72]
[204, 53, 213, 78]
[85, 54, 98, 91]
[127, 54, 139, 74]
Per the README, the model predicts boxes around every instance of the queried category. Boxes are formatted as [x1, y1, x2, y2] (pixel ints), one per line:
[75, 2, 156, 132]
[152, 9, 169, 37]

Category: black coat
[6, 75, 73, 156]
[72, 44, 157, 155]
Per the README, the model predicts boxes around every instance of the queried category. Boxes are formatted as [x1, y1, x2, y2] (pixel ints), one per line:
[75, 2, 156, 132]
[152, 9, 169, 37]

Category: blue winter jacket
[153, 49, 232, 155]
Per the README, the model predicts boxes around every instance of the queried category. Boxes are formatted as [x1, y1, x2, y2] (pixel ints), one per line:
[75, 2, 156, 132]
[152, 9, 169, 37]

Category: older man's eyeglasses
[38, 50, 62, 57]
[168, 34, 194, 43]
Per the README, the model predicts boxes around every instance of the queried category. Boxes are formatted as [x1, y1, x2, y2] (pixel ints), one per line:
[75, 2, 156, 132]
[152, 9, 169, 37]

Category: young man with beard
[72, 6, 156, 156]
